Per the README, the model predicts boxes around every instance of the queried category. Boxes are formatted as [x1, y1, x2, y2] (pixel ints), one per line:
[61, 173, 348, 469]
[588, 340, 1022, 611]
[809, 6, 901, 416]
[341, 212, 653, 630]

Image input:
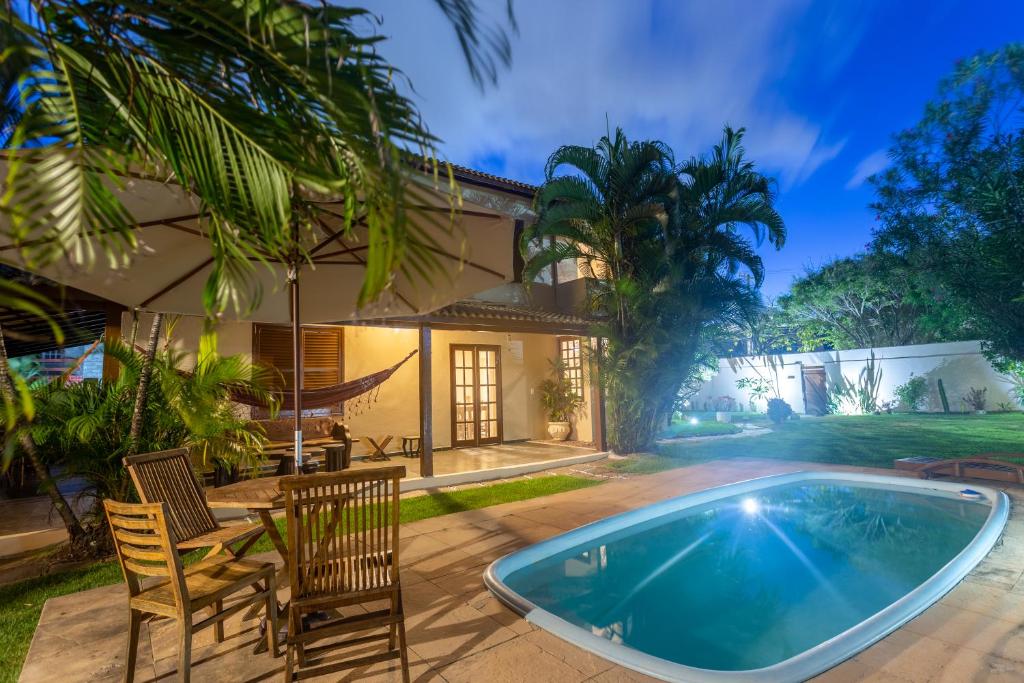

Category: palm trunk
[127, 313, 163, 456]
[0, 323, 85, 541]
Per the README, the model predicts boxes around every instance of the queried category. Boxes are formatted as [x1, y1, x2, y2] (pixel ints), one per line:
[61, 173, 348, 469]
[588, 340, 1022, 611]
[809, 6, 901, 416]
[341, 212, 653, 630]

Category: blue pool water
[501, 480, 991, 673]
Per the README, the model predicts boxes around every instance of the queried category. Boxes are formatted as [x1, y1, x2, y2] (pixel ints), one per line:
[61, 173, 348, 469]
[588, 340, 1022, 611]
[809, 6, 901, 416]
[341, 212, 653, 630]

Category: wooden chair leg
[123, 608, 143, 683]
[266, 576, 280, 657]
[388, 591, 399, 650]
[396, 589, 410, 683]
[214, 600, 224, 643]
[177, 619, 193, 683]
[285, 607, 298, 681]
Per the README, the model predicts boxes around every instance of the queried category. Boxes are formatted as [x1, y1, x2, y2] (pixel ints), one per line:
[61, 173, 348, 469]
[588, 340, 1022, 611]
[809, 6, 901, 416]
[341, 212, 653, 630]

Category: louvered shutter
[302, 327, 343, 390]
[253, 324, 344, 395]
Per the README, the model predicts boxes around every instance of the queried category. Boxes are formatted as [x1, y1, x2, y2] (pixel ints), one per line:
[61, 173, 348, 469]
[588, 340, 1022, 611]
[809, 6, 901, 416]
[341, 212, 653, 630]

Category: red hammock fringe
[229, 349, 417, 411]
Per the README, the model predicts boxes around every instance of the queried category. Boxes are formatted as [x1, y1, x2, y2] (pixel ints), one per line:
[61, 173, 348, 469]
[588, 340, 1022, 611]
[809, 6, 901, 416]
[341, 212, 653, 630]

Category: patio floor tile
[18, 458, 1024, 683]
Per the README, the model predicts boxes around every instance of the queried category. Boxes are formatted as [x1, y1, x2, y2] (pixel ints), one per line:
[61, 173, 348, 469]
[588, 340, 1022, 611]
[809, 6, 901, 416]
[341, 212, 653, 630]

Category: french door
[450, 344, 503, 447]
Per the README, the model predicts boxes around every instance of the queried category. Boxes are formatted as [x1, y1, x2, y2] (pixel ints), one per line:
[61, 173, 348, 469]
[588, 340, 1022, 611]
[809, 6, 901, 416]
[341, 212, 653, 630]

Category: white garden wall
[692, 340, 1017, 414]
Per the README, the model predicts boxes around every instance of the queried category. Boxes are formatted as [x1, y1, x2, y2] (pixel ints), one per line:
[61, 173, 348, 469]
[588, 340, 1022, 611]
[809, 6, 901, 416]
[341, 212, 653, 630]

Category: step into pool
[484, 472, 1009, 682]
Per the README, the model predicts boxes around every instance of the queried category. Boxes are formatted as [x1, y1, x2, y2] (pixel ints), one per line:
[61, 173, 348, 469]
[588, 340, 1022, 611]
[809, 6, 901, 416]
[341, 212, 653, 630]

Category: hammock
[229, 349, 417, 411]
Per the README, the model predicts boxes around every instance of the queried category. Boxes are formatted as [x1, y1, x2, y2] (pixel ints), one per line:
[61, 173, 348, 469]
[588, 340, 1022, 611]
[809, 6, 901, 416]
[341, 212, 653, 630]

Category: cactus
[937, 378, 950, 413]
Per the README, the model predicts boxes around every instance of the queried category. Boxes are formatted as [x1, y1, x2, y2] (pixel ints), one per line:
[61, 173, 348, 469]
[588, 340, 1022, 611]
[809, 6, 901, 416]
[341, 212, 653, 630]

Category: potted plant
[537, 362, 585, 440]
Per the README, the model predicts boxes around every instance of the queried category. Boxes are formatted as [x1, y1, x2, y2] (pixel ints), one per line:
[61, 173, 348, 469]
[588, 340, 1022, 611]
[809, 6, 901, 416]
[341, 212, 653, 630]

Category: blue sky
[362, 0, 1024, 296]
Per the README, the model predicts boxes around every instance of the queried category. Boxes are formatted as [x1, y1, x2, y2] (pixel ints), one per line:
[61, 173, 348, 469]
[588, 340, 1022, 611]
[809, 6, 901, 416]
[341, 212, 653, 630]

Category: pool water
[502, 480, 991, 672]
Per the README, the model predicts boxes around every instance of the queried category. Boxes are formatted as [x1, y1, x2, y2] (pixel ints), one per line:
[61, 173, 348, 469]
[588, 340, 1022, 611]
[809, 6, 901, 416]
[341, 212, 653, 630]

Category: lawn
[659, 419, 741, 439]
[611, 412, 1024, 475]
[0, 474, 602, 683]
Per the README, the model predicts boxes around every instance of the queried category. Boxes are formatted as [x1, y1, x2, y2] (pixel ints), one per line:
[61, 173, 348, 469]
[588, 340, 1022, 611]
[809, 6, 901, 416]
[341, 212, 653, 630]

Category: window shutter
[302, 327, 343, 390]
[253, 324, 344, 392]
[254, 324, 294, 390]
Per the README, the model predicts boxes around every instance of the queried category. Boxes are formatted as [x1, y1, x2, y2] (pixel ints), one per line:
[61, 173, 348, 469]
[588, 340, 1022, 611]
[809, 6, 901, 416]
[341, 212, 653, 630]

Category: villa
[2, 3, 1024, 683]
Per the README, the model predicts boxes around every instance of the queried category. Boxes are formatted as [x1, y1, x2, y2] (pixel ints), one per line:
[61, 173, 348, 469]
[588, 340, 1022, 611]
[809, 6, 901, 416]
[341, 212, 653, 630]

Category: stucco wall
[693, 340, 1018, 414]
[342, 327, 593, 454]
[118, 313, 594, 451]
[119, 312, 252, 362]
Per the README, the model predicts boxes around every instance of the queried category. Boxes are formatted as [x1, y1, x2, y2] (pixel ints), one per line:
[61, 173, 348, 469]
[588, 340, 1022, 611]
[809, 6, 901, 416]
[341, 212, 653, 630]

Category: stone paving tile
[520, 629, 617, 679]
[940, 580, 1024, 621]
[902, 602, 1024, 664]
[963, 557, 1024, 591]
[20, 458, 1024, 683]
[463, 589, 536, 636]
[437, 638, 586, 683]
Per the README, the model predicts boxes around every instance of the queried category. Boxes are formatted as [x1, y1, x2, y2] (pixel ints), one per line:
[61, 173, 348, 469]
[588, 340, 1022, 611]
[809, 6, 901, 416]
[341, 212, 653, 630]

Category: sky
[361, 0, 1024, 297]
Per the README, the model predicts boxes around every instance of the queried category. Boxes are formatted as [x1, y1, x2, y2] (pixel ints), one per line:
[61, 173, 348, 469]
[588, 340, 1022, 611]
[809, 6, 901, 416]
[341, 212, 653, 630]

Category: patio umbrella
[0, 160, 516, 463]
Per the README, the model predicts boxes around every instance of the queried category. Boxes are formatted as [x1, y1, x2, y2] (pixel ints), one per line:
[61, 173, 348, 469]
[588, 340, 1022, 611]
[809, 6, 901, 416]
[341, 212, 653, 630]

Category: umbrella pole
[290, 265, 303, 469]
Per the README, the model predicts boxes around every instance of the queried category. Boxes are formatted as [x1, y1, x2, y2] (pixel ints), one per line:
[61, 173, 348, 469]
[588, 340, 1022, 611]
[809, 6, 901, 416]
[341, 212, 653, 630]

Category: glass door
[450, 344, 502, 447]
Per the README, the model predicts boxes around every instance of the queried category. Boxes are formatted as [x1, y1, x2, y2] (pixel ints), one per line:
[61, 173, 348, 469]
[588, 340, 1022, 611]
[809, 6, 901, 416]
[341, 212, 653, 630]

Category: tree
[523, 126, 784, 452]
[870, 44, 1024, 363]
[0, 0, 513, 546]
[778, 253, 971, 350]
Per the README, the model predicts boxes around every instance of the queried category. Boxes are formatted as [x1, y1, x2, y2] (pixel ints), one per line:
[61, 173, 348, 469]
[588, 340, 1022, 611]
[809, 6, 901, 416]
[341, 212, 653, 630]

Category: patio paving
[19, 457, 1024, 682]
[345, 441, 598, 479]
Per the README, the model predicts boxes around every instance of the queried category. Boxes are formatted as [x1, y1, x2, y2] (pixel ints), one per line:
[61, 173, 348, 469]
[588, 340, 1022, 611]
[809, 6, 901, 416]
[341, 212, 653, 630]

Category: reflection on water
[504, 482, 989, 671]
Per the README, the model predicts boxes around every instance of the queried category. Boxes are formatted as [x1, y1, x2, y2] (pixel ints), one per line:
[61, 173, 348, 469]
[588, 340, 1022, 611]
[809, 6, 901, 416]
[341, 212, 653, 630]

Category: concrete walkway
[20, 458, 1024, 682]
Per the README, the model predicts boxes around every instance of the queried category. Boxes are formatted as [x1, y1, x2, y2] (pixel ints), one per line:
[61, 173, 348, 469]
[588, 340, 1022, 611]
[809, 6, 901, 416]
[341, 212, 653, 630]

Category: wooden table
[208, 477, 288, 573]
[207, 477, 290, 646]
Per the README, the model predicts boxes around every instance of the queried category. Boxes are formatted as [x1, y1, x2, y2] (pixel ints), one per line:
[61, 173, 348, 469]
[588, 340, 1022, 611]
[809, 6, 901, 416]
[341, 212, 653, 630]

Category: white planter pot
[547, 421, 571, 440]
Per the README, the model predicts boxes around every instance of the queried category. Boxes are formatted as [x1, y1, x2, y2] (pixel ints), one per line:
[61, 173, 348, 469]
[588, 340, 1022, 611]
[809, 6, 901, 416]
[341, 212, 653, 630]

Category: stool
[324, 443, 351, 471]
[401, 435, 421, 459]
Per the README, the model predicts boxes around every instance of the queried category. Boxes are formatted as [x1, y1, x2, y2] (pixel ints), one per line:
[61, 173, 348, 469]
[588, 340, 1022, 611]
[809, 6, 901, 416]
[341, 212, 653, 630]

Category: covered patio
[19, 458, 1024, 682]
[344, 441, 602, 482]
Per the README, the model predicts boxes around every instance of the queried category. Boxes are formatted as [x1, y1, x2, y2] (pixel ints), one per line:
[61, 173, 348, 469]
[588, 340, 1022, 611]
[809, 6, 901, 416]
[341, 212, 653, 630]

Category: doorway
[450, 344, 503, 447]
[802, 366, 828, 415]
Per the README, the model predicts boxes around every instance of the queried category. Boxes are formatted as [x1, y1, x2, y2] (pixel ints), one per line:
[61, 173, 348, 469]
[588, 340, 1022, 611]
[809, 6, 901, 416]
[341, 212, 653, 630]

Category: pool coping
[483, 470, 1011, 683]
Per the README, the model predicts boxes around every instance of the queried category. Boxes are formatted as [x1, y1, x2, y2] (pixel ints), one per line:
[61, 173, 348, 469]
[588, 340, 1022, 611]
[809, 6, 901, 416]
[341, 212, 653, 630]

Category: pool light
[741, 497, 760, 515]
[688, 417, 699, 426]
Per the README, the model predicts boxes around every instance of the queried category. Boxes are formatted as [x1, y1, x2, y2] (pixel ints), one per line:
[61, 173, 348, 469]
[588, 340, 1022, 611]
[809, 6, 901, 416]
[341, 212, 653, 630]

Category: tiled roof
[444, 163, 538, 196]
[426, 300, 593, 332]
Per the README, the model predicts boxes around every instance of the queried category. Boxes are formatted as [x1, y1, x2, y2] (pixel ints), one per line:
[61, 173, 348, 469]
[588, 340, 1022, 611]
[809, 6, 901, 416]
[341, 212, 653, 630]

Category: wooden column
[590, 336, 608, 451]
[101, 305, 125, 383]
[418, 324, 434, 477]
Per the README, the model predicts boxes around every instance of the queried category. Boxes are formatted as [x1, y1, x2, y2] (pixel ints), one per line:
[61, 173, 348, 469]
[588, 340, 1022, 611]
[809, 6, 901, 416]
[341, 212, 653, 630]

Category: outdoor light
[741, 498, 760, 515]
[689, 417, 699, 426]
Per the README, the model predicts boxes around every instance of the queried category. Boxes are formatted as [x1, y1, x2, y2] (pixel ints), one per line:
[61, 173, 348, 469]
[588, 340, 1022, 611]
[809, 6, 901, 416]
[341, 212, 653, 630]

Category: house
[97, 166, 609, 475]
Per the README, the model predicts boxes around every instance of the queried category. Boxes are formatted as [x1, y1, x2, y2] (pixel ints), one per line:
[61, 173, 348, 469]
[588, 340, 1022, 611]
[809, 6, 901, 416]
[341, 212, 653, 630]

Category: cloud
[845, 149, 889, 189]
[362, 0, 866, 188]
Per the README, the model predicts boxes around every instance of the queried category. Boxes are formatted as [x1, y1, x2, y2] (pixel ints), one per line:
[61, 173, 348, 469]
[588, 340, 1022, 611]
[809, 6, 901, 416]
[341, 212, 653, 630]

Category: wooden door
[450, 344, 502, 447]
[802, 366, 828, 416]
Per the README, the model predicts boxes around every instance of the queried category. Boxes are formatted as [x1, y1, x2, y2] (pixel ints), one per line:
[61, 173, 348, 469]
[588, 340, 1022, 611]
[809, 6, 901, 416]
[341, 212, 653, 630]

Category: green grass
[659, 419, 741, 439]
[0, 474, 602, 682]
[611, 413, 1024, 475]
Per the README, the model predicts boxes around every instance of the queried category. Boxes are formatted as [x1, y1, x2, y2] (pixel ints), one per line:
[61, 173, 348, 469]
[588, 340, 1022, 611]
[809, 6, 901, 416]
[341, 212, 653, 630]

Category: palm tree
[523, 126, 785, 452]
[0, 0, 514, 546]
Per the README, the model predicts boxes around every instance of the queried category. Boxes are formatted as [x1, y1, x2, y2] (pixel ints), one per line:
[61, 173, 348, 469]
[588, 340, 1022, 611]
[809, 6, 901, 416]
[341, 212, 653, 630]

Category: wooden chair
[103, 499, 279, 683]
[124, 449, 264, 558]
[281, 467, 410, 682]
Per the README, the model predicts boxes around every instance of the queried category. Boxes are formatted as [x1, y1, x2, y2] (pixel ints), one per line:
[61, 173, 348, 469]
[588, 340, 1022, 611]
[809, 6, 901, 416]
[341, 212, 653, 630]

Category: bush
[767, 398, 793, 424]
[894, 375, 928, 412]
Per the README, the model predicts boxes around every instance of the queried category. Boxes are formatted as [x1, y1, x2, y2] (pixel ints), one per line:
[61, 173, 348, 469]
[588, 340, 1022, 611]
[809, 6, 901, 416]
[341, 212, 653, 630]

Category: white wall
[693, 340, 1018, 414]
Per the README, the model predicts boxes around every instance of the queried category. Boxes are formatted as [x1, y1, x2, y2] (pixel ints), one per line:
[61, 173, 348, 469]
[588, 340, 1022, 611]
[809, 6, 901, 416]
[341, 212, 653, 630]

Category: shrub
[894, 375, 928, 412]
[767, 398, 793, 424]
[962, 387, 987, 412]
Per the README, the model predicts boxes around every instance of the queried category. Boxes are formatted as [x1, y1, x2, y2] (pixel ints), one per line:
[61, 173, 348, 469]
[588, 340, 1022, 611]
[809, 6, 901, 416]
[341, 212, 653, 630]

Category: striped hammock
[230, 349, 417, 410]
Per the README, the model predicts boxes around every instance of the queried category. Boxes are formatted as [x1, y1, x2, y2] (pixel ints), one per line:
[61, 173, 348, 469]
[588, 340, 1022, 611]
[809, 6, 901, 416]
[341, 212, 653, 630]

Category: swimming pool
[484, 471, 1009, 682]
